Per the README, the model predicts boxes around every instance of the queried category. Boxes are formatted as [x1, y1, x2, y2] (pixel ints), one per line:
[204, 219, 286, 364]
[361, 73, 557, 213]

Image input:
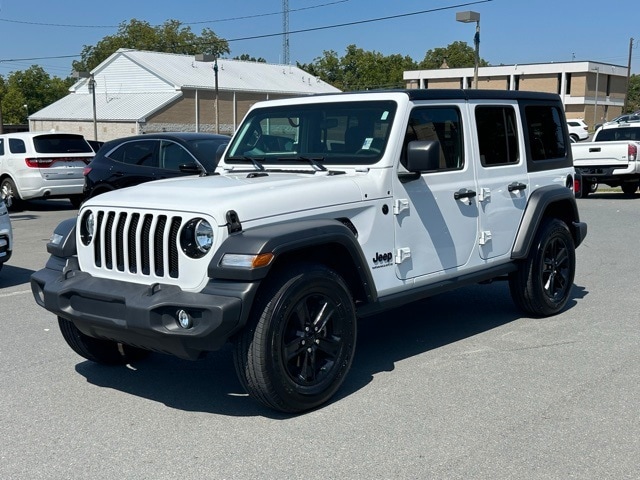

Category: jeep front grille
[90, 210, 182, 279]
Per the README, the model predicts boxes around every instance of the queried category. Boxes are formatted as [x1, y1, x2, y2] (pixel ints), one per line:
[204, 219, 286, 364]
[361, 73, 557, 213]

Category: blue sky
[0, 0, 638, 78]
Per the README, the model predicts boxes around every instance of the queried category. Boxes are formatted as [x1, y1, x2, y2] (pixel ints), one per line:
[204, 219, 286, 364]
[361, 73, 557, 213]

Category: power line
[225, 0, 493, 43]
[0, 1, 349, 29]
[0, 0, 493, 66]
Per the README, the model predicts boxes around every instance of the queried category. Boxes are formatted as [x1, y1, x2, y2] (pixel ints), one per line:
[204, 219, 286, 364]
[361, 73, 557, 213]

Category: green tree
[0, 66, 72, 124]
[233, 54, 267, 63]
[299, 45, 417, 91]
[626, 74, 640, 113]
[418, 40, 489, 69]
[72, 19, 230, 72]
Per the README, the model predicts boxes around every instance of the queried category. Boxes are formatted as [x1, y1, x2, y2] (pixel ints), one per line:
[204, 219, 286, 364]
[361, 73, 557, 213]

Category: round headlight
[80, 210, 95, 245]
[194, 219, 213, 253]
[180, 218, 214, 258]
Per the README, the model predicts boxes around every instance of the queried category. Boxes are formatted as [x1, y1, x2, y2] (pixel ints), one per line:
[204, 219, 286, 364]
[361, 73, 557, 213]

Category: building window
[557, 73, 562, 95]
[514, 76, 520, 91]
[565, 73, 572, 95]
[606, 75, 611, 96]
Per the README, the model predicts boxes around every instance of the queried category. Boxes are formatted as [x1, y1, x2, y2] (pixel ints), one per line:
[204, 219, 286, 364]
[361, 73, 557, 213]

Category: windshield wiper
[295, 156, 327, 172]
[225, 156, 266, 171]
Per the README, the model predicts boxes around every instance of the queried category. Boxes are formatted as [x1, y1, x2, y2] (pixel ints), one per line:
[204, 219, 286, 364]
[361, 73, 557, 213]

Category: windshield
[225, 100, 397, 166]
[185, 137, 228, 172]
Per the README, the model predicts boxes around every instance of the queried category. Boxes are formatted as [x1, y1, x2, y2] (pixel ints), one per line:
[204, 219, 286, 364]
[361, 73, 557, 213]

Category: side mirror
[405, 140, 441, 173]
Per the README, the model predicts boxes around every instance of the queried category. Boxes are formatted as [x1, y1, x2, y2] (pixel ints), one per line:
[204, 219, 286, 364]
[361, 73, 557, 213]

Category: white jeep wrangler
[31, 90, 587, 412]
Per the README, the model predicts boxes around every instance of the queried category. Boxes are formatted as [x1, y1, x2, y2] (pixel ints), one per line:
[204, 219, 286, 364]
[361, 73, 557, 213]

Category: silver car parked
[0, 197, 12, 273]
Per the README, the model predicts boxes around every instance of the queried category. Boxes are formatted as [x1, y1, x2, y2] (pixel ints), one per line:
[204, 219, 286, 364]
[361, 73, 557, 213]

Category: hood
[83, 171, 372, 225]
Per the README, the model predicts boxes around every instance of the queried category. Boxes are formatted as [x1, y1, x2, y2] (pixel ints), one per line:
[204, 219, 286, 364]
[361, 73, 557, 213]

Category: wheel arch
[208, 218, 377, 305]
[511, 185, 587, 260]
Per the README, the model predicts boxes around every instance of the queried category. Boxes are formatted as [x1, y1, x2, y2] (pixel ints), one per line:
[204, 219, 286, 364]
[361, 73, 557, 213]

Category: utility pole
[623, 37, 634, 113]
[282, 0, 290, 65]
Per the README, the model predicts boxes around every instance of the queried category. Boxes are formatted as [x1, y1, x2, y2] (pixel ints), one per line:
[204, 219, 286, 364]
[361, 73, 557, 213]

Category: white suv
[0, 132, 94, 209]
[567, 119, 589, 142]
[32, 90, 587, 413]
[0, 198, 12, 273]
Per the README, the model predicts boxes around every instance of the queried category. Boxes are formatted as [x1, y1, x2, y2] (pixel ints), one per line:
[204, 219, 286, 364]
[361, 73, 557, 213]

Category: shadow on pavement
[0, 264, 36, 288]
[73, 281, 587, 418]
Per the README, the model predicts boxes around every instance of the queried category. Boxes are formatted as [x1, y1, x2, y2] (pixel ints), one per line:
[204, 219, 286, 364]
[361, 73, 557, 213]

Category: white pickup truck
[571, 122, 640, 196]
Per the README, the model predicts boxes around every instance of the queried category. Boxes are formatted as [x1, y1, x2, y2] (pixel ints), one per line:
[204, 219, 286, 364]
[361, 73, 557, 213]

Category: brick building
[404, 61, 629, 130]
[29, 49, 340, 142]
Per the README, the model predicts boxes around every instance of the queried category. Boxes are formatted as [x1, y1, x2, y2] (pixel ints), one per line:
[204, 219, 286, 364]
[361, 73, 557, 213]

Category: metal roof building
[30, 49, 341, 141]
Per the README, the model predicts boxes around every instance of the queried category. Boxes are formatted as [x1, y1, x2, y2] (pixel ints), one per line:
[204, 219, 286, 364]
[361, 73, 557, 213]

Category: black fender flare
[208, 218, 377, 302]
[511, 185, 587, 260]
[46, 217, 77, 258]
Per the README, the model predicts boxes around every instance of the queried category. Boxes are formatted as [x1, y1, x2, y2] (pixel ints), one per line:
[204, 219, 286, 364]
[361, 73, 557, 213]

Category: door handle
[508, 182, 527, 192]
[454, 188, 477, 200]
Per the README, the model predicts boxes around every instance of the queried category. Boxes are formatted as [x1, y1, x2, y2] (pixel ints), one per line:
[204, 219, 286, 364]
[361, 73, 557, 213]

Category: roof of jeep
[299, 89, 560, 102]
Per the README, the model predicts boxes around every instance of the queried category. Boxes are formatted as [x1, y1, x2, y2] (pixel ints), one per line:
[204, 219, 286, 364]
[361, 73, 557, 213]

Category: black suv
[83, 132, 229, 199]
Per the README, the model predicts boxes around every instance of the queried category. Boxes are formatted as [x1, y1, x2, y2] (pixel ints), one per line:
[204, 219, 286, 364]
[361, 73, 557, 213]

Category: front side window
[225, 101, 397, 166]
[159, 141, 194, 171]
[525, 105, 567, 161]
[475, 106, 519, 166]
[404, 106, 463, 171]
[107, 140, 158, 167]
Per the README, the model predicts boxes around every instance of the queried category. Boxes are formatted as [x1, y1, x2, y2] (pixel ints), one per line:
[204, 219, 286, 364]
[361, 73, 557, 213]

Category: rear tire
[1, 177, 22, 210]
[621, 182, 638, 195]
[58, 316, 150, 365]
[233, 263, 356, 413]
[509, 219, 576, 317]
[580, 180, 592, 198]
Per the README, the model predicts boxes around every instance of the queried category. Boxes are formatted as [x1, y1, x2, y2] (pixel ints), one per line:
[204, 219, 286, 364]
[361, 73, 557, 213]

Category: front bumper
[31, 257, 256, 360]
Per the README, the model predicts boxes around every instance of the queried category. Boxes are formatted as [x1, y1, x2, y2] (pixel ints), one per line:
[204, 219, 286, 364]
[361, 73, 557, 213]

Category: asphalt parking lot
[1, 193, 639, 479]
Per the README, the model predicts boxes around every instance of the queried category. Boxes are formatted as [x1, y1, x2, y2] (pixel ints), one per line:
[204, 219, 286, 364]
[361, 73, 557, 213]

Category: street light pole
[456, 11, 480, 89]
[73, 71, 98, 141]
[592, 67, 600, 128]
[89, 75, 97, 141]
[195, 54, 220, 134]
[214, 57, 219, 134]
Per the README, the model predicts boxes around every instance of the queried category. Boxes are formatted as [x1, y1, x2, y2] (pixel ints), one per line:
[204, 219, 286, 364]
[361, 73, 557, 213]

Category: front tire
[234, 263, 356, 413]
[509, 219, 576, 317]
[58, 316, 150, 365]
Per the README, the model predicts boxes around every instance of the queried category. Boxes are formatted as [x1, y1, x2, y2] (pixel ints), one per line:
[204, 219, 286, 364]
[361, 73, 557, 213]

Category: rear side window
[525, 105, 567, 161]
[475, 106, 519, 166]
[9, 138, 26, 154]
[33, 134, 93, 154]
[595, 127, 640, 141]
[107, 140, 158, 168]
[0, 139, 4, 156]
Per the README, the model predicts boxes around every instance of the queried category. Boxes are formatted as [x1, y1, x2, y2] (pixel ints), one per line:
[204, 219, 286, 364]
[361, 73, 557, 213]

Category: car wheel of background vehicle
[58, 316, 150, 365]
[233, 263, 356, 413]
[570, 134, 579, 143]
[590, 181, 598, 193]
[1, 177, 22, 210]
[68, 195, 83, 209]
[509, 218, 576, 317]
[621, 182, 638, 195]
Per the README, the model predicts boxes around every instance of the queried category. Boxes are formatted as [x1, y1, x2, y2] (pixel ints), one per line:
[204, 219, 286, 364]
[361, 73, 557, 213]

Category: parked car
[567, 119, 589, 142]
[0, 197, 12, 273]
[0, 132, 94, 209]
[595, 113, 640, 131]
[87, 140, 105, 153]
[83, 132, 230, 199]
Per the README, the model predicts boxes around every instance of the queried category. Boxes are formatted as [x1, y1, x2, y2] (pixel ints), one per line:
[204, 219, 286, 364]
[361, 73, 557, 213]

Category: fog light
[176, 309, 193, 329]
